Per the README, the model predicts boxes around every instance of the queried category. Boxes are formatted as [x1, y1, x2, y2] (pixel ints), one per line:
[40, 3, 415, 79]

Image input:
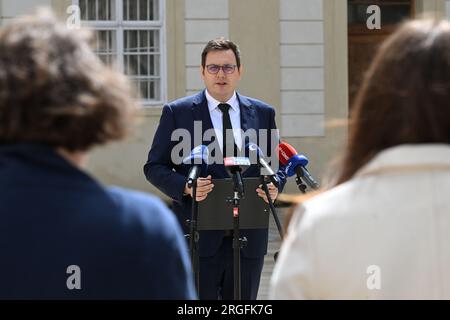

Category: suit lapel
[237, 93, 259, 177]
[237, 93, 259, 149]
[192, 91, 213, 131]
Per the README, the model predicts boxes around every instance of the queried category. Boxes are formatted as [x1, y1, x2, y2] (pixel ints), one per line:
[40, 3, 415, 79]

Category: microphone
[224, 157, 251, 196]
[183, 145, 209, 188]
[277, 142, 319, 190]
[246, 143, 280, 188]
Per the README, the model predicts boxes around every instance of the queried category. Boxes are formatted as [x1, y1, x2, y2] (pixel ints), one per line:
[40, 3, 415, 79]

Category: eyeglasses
[205, 64, 237, 74]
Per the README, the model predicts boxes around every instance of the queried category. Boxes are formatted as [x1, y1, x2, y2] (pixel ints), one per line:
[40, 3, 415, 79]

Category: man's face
[201, 49, 242, 102]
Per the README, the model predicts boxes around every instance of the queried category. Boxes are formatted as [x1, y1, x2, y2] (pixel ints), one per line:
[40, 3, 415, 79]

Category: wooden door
[348, 0, 415, 108]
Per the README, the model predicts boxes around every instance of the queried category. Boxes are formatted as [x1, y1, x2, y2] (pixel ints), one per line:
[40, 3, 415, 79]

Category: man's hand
[256, 182, 278, 204]
[184, 175, 214, 202]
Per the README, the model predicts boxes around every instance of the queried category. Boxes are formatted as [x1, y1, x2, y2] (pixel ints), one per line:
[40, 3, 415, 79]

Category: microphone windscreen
[277, 142, 298, 165]
[286, 155, 309, 177]
[246, 142, 263, 155]
[224, 157, 251, 168]
[182, 145, 209, 165]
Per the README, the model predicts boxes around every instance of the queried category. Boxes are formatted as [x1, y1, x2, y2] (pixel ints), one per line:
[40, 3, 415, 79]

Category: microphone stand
[260, 176, 283, 239]
[187, 179, 200, 295]
[260, 176, 284, 262]
[295, 176, 308, 194]
[228, 168, 247, 300]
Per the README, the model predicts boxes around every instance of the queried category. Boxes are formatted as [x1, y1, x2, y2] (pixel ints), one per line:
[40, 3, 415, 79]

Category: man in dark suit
[144, 38, 286, 300]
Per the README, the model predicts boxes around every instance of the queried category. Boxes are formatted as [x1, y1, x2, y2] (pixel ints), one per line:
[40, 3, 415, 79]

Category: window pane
[97, 0, 113, 20]
[134, 80, 160, 100]
[94, 30, 116, 66]
[139, 30, 148, 51]
[88, 0, 96, 20]
[124, 30, 159, 53]
[125, 55, 139, 75]
[97, 30, 115, 53]
[139, 81, 148, 100]
[149, 29, 160, 52]
[123, 0, 128, 20]
[124, 30, 138, 53]
[80, 0, 87, 20]
[149, 80, 160, 100]
[149, 54, 160, 76]
[124, 0, 138, 20]
[139, 0, 148, 20]
[124, 55, 159, 76]
[150, 0, 159, 20]
[124, 0, 159, 21]
[97, 0, 105, 19]
[80, 0, 115, 21]
[139, 54, 148, 75]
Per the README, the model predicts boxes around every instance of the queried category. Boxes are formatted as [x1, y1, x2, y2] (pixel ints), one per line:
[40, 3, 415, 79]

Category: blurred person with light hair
[271, 19, 450, 299]
[0, 10, 195, 299]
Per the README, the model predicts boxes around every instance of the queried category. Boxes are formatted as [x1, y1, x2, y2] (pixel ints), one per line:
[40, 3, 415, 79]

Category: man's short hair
[201, 37, 241, 68]
[0, 10, 138, 151]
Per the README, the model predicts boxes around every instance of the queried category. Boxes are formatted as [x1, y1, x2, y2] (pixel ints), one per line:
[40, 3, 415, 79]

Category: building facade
[1, 0, 449, 197]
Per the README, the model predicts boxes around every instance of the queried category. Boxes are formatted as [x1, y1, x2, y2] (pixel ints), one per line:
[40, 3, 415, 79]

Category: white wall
[0, 0, 51, 25]
[184, 0, 326, 137]
[446, 0, 450, 19]
[184, 0, 229, 96]
[279, 0, 325, 138]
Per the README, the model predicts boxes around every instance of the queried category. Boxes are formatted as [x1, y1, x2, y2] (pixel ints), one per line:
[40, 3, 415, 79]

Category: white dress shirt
[205, 89, 242, 153]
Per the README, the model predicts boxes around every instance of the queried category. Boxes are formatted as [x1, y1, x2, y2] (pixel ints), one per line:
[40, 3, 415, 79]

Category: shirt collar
[205, 90, 239, 113]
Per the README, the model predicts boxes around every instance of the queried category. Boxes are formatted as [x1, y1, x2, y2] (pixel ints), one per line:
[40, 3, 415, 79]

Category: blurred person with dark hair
[271, 20, 450, 299]
[0, 10, 195, 299]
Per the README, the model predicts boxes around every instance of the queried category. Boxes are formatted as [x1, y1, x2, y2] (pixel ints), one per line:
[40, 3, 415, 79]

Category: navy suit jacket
[0, 144, 196, 299]
[144, 91, 286, 258]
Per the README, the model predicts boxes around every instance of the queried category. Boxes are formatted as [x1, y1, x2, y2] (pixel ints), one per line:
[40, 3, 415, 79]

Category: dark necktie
[218, 103, 237, 158]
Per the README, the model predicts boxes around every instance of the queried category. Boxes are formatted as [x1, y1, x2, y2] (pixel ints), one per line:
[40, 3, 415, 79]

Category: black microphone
[247, 143, 280, 188]
[182, 145, 209, 188]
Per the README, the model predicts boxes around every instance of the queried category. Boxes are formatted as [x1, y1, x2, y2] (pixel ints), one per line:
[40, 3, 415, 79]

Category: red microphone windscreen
[277, 142, 298, 165]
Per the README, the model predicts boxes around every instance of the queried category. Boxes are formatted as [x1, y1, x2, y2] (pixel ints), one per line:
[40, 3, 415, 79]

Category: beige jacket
[270, 144, 450, 299]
